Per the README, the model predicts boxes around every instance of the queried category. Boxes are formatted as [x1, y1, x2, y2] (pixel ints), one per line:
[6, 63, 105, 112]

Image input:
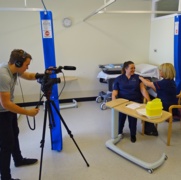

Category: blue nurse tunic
[154, 79, 178, 113]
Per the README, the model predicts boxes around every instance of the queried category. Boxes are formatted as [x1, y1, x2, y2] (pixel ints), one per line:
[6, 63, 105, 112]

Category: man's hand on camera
[35, 73, 44, 79]
[26, 108, 40, 117]
[45, 66, 55, 74]
[35, 66, 54, 79]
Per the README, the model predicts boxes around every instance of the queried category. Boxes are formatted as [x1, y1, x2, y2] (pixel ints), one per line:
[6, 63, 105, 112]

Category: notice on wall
[175, 22, 179, 35]
[41, 20, 52, 38]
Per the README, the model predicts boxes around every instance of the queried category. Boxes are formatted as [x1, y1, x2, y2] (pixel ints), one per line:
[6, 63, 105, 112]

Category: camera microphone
[46, 66, 76, 74]
[63, 66, 76, 70]
[58, 66, 76, 70]
[56, 66, 76, 73]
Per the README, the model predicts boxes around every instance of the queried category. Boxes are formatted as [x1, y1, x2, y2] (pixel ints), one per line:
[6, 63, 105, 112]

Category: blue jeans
[0, 112, 23, 180]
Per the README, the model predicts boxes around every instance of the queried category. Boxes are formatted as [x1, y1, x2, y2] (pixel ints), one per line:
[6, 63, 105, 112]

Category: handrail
[101, 10, 181, 14]
[83, 0, 116, 21]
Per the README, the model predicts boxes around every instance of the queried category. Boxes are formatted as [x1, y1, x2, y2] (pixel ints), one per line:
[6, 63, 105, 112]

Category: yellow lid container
[146, 98, 163, 116]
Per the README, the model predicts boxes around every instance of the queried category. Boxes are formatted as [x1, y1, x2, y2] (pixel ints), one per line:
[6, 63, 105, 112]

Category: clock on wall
[62, 17, 72, 28]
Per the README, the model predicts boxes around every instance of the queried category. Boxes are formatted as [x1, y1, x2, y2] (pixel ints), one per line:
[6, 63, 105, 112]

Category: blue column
[174, 15, 181, 94]
[40, 11, 62, 151]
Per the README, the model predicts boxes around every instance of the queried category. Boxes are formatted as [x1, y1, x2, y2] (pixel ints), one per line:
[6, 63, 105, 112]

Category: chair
[168, 91, 181, 123]
[141, 92, 181, 135]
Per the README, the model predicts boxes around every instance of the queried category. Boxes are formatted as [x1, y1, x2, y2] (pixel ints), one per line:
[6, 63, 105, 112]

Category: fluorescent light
[0, 8, 44, 12]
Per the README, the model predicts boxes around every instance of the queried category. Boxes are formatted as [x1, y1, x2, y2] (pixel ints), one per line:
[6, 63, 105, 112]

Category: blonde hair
[159, 63, 176, 79]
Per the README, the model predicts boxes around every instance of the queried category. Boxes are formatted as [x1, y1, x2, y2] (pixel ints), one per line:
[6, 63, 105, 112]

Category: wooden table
[105, 98, 172, 173]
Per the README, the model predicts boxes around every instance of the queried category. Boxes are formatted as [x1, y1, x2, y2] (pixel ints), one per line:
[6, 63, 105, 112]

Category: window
[153, 0, 180, 18]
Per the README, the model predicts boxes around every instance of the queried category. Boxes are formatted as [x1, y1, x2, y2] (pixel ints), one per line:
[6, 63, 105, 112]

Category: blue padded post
[40, 11, 62, 151]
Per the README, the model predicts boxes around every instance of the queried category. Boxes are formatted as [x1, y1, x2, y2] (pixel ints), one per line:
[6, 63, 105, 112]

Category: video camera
[36, 66, 76, 95]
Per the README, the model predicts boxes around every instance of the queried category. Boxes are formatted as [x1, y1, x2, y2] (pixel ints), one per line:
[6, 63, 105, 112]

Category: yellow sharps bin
[146, 98, 163, 116]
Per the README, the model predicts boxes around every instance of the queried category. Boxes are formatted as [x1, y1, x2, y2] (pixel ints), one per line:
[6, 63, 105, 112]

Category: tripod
[39, 93, 90, 180]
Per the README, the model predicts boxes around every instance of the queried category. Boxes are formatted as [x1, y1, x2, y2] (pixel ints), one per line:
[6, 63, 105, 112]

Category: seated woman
[112, 61, 150, 143]
[139, 63, 178, 136]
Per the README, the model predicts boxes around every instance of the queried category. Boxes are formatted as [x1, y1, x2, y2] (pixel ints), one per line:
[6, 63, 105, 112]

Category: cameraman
[0, 49, 40, 180]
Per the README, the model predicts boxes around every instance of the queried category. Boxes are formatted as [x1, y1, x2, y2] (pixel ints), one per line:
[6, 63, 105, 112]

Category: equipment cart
[96, 64, 123, 110]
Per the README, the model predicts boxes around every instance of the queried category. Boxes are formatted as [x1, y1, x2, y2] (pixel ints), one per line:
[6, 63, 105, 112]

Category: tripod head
[37, 70, 60, 99]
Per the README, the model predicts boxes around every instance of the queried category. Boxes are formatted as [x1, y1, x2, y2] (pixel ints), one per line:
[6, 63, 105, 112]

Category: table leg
[111, 108, 119, 139]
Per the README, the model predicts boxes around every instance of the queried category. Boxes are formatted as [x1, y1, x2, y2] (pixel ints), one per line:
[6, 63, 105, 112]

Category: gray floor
[11, 101, 181, 180]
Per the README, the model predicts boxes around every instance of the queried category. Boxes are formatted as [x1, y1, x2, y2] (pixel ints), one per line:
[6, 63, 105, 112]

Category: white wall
[149, 15, 175, 65]
[0, 0, 152, 103]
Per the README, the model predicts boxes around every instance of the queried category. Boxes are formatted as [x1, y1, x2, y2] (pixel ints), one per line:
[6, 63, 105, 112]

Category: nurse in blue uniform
[112, 61, 150, 143]
[139, 63, 178, 135]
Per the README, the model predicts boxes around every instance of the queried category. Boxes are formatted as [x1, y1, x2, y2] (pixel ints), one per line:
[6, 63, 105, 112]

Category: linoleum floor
[11, 101, 181, 180]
